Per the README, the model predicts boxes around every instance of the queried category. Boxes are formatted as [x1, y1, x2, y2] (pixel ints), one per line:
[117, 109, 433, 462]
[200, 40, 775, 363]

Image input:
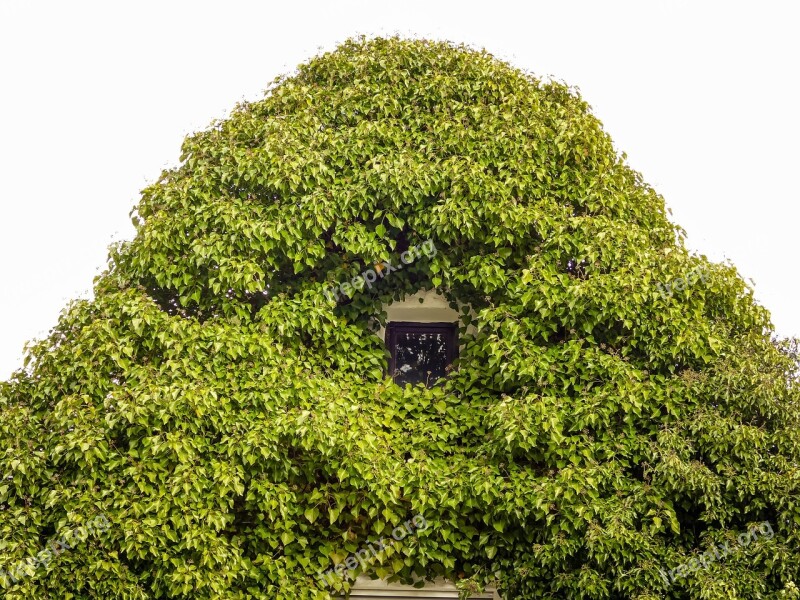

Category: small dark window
[386, 322, 458, 387]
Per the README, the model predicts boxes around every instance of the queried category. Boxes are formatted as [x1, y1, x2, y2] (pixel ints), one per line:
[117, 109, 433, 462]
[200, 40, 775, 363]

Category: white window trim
[377, 289, 461, 343]
[344, 575, 500, 598]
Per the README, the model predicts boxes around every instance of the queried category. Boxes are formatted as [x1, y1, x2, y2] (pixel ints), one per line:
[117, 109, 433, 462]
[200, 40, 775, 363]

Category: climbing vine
[1, 36, 799, 599]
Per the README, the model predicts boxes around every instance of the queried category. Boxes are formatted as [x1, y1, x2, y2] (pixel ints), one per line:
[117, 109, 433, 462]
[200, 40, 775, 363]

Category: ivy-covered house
[1, 37, 799, 600]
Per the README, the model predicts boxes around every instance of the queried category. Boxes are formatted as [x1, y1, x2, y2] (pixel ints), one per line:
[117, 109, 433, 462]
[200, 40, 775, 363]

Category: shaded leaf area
[2, 37, 800, 599]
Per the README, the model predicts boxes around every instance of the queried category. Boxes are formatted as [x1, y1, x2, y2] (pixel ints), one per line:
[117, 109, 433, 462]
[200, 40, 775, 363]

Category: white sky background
[0, 0, 798, 379]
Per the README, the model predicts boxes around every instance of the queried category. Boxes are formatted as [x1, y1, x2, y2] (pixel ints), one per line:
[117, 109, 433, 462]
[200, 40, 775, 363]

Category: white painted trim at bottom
[342, 575, 500, 599]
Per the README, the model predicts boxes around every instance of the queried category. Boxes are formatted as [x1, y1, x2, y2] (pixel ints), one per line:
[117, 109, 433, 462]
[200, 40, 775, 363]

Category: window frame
[385, 321, 459, 386]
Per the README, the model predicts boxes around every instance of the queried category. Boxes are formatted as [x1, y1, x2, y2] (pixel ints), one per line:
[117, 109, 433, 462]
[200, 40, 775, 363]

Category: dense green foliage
[2, 36, 799, 599]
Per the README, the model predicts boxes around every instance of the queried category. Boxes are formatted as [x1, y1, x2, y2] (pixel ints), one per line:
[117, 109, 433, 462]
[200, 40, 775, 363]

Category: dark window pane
[387, 323, 457, 387]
